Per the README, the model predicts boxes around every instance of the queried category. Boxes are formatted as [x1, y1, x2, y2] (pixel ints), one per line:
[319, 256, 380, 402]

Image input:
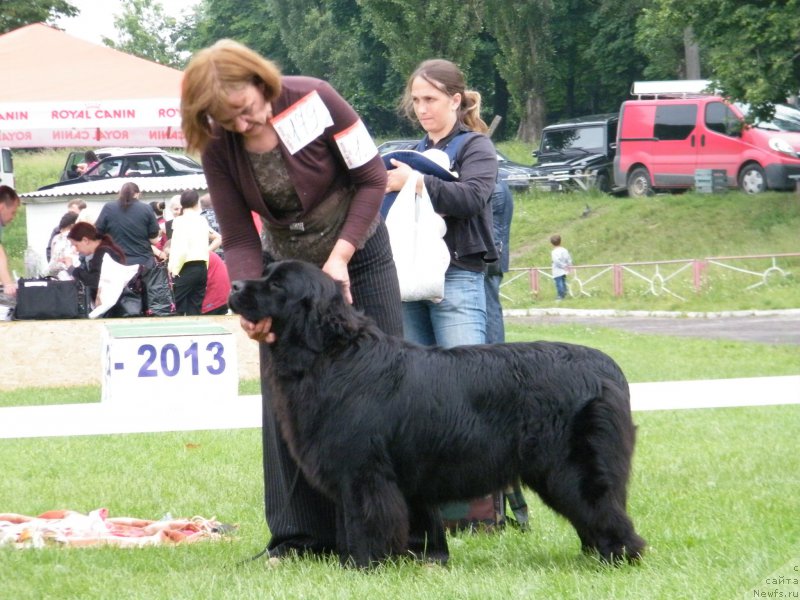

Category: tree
[636, 0, 800, 121]
[635, 0, 695, 80]
[102, 0, 185, 68]
[692, 0, 800, 120]
[484, 0, 554, 142]
[584, 0, 650, 113]
[270, 0, 399, 132]
[1, 0, 77, 34]
[185, 0, 292, 71]
[358, 0, 485, 81]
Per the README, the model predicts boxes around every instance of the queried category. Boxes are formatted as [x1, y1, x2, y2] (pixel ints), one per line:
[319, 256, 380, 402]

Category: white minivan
[0, 147, 14, 189]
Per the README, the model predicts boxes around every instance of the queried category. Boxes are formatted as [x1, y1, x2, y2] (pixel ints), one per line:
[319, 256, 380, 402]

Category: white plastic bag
[385, 171, 450, 302]
[89, 253, 141, 318]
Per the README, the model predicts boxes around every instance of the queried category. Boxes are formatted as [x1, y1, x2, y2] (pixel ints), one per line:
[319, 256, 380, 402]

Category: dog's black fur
[229, 260, 645, 567]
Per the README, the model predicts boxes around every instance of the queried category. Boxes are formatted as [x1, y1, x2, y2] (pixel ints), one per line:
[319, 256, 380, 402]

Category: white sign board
[102, 322, 238, 404]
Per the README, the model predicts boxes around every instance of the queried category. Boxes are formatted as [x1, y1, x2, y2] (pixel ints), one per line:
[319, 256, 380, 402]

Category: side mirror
[728, 120, 745, 137]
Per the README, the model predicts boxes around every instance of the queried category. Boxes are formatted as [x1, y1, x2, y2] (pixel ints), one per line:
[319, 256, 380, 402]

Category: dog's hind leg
[522, 386, 646, 562]
[336, 472, 410, 568]
[406, 502, 449, 564]
[568, 386, 645, 562]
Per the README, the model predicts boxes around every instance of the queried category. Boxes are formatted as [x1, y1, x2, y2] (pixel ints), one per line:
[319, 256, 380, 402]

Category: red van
[614, 81, 800, 197]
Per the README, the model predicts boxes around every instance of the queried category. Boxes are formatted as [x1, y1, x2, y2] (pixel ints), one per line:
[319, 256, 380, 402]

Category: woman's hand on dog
[323, 241, 355, 304]
[240, 316, 277, 344]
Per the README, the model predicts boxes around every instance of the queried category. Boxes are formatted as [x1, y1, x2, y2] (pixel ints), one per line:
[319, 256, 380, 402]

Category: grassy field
[2, 403, 797, 599]
[5, 146, 799, 313]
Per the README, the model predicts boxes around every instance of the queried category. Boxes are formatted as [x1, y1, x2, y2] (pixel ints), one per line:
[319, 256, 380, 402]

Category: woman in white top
[168, 189, 221, 314]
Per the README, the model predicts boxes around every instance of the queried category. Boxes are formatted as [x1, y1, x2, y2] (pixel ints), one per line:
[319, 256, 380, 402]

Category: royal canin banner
[0, 98, 184, 148]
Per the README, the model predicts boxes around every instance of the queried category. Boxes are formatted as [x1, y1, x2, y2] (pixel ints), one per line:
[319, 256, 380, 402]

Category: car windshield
[165, 154, 202, 169]
[541, 126, 605, 153]
[737, 103, 800, 132]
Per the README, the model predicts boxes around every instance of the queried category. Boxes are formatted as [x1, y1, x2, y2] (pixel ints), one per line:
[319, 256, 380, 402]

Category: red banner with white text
[0, 98, 184, 148]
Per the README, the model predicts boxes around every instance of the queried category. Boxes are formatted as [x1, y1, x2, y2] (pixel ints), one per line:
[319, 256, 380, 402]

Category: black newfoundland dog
[229, 260, 645, 567]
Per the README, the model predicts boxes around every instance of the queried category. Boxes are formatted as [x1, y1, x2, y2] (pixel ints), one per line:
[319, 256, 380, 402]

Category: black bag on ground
[141, 263, 175, 316]
[105, 283, 144, 318]
[15, 278, 88, 320]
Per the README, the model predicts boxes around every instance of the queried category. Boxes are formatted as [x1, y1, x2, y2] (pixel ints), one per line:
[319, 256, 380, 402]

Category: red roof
[0, 23, 183, 101]
[0, 24, 185, 147]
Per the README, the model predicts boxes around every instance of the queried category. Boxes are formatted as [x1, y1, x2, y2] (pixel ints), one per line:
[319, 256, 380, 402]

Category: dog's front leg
[337, 473, 410, 568]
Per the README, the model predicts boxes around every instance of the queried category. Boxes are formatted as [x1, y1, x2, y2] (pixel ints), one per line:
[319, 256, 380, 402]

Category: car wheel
[738, 163, 766, 194]
[627, 167, 653, 198]
[593, 172, 611, 193]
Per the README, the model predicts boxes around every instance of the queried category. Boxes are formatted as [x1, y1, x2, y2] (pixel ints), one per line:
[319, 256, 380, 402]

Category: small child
[550, 234, 572, 300]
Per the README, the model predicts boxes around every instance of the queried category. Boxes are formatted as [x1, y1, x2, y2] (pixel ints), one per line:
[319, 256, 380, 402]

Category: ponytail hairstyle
[400, 58, 489, 134]
[67, 221, 127, 262]
[118, 182, 140, 210]
[149, 200, 165, 217]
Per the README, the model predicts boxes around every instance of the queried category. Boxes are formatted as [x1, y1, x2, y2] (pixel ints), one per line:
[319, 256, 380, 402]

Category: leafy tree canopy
[103, 0, 184, 68]
[6, 0, 798, 139]
[1, 0, 77, 34]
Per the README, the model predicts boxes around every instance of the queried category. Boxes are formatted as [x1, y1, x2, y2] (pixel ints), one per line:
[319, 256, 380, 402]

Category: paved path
[1, 375, 798, 440]
[506, 308, 800, 345]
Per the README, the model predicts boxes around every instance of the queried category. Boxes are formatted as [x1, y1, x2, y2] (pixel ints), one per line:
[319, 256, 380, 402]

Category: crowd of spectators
[35, 188, 231, 317]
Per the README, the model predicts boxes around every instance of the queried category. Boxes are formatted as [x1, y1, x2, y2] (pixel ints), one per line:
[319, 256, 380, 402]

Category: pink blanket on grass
[0, 508, 236, 548]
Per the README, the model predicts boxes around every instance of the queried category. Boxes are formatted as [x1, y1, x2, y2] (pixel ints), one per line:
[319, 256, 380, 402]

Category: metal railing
[502, 253, 799, 304]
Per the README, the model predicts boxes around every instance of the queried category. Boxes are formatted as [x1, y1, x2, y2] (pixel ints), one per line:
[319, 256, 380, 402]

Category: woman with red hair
[67, 222, 126, 303]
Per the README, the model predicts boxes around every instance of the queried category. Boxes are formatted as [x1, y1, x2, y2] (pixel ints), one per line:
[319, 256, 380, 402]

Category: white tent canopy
[0, 23, 185, 148]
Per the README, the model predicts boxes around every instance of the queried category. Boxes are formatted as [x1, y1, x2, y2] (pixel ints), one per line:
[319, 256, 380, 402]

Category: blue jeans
[554, 274, 568, 299]
[402, 266, 487, 348]
[484, 273, 505, 343]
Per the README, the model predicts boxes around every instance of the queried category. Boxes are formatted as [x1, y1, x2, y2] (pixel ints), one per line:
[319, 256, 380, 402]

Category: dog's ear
[270, 261, 363, 371]
[268, 263, 333, 369]
[301, 267, 354, 347]
[320, 282, 362, 343]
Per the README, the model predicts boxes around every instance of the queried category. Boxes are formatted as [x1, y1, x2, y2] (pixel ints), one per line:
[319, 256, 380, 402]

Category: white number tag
[334, 119, 379, 169]
[271, 90, 334, 154]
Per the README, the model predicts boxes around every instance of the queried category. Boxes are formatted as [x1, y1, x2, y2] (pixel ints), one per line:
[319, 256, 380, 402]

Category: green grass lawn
[2, 404, 797, 599]
[2, 321, 799, 597]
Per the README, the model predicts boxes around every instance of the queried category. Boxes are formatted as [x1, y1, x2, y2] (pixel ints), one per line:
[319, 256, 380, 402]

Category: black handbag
[14, 278, 88, 320]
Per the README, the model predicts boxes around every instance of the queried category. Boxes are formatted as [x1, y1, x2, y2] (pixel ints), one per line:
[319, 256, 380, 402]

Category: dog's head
[229, 260, 360, 363]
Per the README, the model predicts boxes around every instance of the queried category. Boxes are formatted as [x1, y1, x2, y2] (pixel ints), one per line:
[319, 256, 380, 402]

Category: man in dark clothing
[484, 179, 514, 343]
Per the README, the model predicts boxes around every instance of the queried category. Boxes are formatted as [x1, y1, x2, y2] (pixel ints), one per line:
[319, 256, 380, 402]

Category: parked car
[57, 146, 165, 182]
[377, 139, 535, 191]
[38, 150, 204, 191]
[0, 147, 13, 189]
[614, 80, 800, 197]
[530, 113, 619, 192]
